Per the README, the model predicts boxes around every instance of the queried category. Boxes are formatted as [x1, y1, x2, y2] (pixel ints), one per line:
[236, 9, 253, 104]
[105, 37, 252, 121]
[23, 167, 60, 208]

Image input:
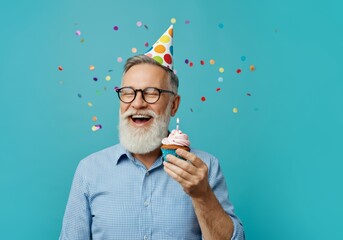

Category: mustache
[121, 109, 158, 119]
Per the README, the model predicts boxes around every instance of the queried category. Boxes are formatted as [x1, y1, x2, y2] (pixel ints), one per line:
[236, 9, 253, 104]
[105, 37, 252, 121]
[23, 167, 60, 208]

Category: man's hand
[163, 148, 235, 239]
[163, 148, 211, 198]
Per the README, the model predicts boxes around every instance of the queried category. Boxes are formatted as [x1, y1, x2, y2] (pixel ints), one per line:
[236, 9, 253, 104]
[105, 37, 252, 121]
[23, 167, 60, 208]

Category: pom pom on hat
[145, 25, 174, 69]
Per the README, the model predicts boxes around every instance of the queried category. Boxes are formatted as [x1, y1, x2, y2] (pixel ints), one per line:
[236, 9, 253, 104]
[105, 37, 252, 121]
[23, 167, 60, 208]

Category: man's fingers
[163, 160, 192, 183]
[176, 149, 203, 167]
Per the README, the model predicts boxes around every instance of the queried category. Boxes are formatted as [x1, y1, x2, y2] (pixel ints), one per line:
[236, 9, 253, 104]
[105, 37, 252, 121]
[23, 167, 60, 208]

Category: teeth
[132, 115, 151, 119]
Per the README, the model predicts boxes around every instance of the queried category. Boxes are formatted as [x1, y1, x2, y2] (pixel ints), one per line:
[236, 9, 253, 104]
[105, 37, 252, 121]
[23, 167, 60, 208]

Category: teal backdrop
[1, 0, 342, 239]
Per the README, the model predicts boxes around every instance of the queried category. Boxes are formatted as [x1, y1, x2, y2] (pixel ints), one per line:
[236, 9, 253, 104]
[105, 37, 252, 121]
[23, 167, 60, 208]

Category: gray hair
[122, 55, 179, 93]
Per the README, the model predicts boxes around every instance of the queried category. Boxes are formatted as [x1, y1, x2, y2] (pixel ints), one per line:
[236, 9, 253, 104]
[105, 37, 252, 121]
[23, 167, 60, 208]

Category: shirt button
[144, 235, 149, 240]
[146, 171, 150, 176]
[144, 200, 150, 207]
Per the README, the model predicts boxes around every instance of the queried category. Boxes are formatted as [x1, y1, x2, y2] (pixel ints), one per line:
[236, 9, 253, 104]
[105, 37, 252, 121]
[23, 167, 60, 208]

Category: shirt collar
[112, 144, 164, 170]
[112, 144, 129, 165]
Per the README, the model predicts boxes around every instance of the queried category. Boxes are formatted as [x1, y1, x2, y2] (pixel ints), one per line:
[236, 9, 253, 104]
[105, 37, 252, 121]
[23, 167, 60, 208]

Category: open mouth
[130, 114, 152, 125]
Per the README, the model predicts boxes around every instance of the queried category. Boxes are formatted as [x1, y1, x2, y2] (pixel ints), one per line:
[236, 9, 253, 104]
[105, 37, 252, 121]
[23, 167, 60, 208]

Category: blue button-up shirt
[59, 144, 244, 240]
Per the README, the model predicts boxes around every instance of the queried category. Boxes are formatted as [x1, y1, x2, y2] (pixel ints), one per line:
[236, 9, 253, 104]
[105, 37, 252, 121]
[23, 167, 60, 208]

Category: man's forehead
[122, 64, 169, 88]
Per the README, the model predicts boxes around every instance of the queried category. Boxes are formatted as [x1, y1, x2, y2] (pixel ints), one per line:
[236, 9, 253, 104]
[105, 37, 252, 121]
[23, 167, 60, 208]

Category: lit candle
[176, 117, 179, 131]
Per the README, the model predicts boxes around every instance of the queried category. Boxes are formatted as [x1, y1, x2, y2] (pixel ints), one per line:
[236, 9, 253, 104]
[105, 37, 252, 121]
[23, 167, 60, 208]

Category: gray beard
[119, 104, 172, 154]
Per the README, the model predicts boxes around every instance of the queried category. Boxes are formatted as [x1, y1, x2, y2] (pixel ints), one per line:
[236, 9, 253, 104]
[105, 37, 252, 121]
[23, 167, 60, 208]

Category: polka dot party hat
[145, 25, 174, 69]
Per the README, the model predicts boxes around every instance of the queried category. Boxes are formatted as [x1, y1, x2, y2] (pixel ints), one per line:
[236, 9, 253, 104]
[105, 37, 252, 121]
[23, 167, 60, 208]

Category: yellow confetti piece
[233, 107, 238, 113]
[219, 67, 225, 73]
[88, 102, 93, 107]
[170, 18, 176, 24]
[131, 48, 137, 53]
[209, 59, 215, 65]
[105, 75, 111, 81]
[89, 65, 95, 71]
[250, 65, 255, 71]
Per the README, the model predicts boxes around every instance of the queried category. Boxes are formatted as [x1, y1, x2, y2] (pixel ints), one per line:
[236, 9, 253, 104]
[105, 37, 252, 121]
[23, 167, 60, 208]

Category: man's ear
[170, 95, 181, 117]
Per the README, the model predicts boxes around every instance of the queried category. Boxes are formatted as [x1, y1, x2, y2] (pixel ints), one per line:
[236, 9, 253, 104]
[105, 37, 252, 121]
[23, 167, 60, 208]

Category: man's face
[118, 63, 180, 154]
[120, 63, 178, 127]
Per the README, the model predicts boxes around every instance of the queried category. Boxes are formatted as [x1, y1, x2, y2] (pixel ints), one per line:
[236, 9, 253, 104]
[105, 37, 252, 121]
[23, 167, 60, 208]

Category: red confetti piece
[189, 62, 194, 67]
[216, 88, 221, 92]
[201, 96, 206, 101]
[113, 26, 119, 31]
[200, 60, 205, 65]
[58, 66, 63, 71]
[236, 69, 242, 74]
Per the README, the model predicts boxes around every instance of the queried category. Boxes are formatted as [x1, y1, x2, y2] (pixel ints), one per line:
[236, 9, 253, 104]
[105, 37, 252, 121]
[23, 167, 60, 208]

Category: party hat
[145, 25, 174, 69]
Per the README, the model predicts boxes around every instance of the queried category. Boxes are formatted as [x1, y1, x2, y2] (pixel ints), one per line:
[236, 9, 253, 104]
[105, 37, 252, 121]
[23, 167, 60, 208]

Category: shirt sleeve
[59, 160, 92, 240]
[207, 155, 245, 240]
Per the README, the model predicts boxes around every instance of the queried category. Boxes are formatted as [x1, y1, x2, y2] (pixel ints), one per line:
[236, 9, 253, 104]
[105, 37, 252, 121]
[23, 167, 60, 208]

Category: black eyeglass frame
[116, 87, 176, 104]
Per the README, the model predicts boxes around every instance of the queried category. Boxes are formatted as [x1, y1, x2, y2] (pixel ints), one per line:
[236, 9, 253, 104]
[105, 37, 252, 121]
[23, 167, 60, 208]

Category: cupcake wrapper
[161, 148, 185, 161]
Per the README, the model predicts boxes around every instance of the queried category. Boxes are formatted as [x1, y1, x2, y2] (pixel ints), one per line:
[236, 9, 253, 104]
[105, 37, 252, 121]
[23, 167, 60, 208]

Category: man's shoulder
[80, 143, 124, 166]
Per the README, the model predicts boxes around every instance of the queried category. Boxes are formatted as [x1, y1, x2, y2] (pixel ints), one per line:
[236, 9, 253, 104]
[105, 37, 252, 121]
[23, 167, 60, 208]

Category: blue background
[1, 0, 342, 239]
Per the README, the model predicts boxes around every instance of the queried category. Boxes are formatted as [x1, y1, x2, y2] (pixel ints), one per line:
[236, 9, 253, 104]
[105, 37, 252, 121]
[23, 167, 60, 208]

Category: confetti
[108, 69, 113, 72]
[209, 59, 215, 65]
[88, 102, 93, 107]
[219, 67, 225, 73]
[80, 38, 85, 43]
[201, 96, 206, 102]
[185, 59, 189, 64]
[185, 20, 190, 24]
[92, 116, 98, 122]
[200, 60, 205, 65]
[232, 107, 238, 113]
[144, 25, 149, 29]
[241, 56, 246, 61]
[247, 93, 252, 96]
[117, 57, 123, 63]
[113, 25, 119, 31]
[189, 62, 194, 67]
[75, 30, 81, 36]
[91, 124, 102, 132]
[58, 66, 63, 71]
[218, 23, 224, 29]
[136, 21, 142, 27]
[77, 93, 82, 98]
[144, 42, 149, 47]
[216, 88, 221, 92]
[218, 77, 224, 82]
[93, 77, 98, 81]
[105, 75, 111, 81]
[250, 65, 255, 71]
[190, 108, 193, 112]
[236, 69, 242, 74]
[131, 47, 137, 53]
[89, 65, 95, 71]
[170, 18, 176, 24]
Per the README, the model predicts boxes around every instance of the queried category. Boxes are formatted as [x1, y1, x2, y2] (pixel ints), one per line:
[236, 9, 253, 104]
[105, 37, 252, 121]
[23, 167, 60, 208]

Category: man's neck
[132, 147, 162, 169]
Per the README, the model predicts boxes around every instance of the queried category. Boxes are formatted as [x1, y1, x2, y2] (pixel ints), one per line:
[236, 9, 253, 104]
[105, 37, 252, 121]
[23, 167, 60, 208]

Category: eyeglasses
[116, 87, 176, 104]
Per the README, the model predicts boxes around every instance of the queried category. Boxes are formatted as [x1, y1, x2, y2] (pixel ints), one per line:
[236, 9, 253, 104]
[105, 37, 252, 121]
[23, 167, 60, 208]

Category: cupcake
[161, 129, 191, 160]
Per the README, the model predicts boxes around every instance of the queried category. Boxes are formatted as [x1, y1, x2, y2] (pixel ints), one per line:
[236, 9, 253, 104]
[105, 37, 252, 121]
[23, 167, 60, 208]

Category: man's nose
[131, 91, 148, 108]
